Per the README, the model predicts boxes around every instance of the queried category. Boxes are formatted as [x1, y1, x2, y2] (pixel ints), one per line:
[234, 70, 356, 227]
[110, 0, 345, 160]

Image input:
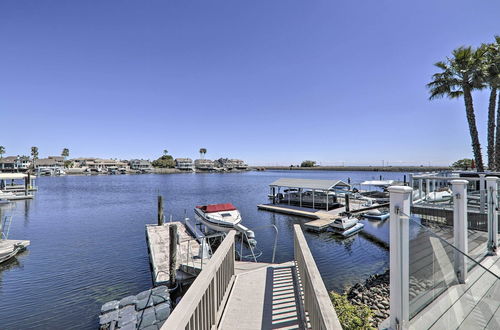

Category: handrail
[293, 224, 342, 330]
[161, 230, 236, 329]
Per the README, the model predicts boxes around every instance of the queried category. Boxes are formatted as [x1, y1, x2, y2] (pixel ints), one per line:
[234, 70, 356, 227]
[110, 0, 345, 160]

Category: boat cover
[196, 203, 237, 213]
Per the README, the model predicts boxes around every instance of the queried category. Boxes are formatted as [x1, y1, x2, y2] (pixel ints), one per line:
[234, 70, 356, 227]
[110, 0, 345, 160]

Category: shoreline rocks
[346, 269, 390, 327]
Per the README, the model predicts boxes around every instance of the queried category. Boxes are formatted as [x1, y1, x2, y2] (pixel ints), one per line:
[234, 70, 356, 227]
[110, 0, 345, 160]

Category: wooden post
[452, 180, 468, 283]
[24, 176, 28, 196]
[345, 194, 350, 213]
[169, 224, 178, 287]
[158, 195, 164, 226]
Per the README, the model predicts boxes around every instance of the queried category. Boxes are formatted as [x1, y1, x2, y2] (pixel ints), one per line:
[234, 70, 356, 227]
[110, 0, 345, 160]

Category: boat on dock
[330, 215, 364, 236]
[362, 204, 390, 220]
[194, 203, 256, 245]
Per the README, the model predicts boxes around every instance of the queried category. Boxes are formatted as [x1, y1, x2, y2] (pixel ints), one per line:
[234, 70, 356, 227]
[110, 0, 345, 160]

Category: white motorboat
[194, 203, 256, 245]
[425, 189, 452, 202]
[194, 203, 243, 232]
[330, 216, 358, 231]
[363, 209, 390, 221]
[0, 240, 30, 264]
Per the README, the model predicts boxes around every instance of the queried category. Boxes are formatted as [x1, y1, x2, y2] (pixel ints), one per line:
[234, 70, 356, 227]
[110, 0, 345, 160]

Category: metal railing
[293, 224, 342, 330]
[161, 230, 236, 330]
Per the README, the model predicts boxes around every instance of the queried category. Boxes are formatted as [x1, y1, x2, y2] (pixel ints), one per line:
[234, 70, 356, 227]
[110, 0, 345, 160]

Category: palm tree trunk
[463, 87, 484, 172]
[487, 88, 497, 169]
[496, 93, 500, 170]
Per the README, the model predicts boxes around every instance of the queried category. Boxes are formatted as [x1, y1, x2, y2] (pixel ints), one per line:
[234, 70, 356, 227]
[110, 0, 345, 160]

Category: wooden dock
[259, 201, 389, 232]
[145, 222, 205, 286]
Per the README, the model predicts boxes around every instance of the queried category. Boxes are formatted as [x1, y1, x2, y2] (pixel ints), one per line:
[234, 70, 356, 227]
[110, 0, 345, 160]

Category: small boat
[362, 207, 390, 220]
[0, 241, 30, 264]
[425, 189, 452, 203]
[363, 210, 390, 221]
[330, 216, 358, 230]
[195, 203, 242, 232]
[330, 215, 364, 237]
[339, 223, 365, 237]
[194, 203, 257, 245]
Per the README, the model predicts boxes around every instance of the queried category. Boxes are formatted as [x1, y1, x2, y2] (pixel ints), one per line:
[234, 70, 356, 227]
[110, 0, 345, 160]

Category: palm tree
[61, 148, 69, 159]
[0, 146, 5, 159]
[478, 38, 500, 170]
[31, 146, 39, 161]
[163, 149, 168, 156]
[428, 46, 486, 172]
[199, 148, 207, 159]
[484, 37, 500, 170]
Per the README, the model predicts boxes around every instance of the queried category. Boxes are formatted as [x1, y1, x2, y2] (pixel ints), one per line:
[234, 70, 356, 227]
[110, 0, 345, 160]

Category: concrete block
[118, 305, 137, 327]
[136, 296, 154, 311]
[99, 310, 118, 325]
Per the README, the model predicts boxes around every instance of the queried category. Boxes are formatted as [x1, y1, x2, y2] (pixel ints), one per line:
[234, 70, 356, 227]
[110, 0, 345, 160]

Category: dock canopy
[269, 178, 350, 190]
[0, 173, 30, 180]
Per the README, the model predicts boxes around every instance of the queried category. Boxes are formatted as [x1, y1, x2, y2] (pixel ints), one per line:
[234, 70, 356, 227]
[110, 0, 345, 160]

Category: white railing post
[389, 186, 412, 330]
[480, 174, 486, 214]
[486, 177, 498, 256]
[419, 179, 423, 200]
[451, 180, 468, 283]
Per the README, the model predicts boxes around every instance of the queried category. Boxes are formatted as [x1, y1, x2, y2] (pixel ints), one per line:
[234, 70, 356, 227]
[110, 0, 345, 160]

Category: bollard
[158, 195, 164, 226]
[389, 186, 412, 330]
[451, 180, 468, 283]
[169, 224, 178, 287]
[486, 177, 498, 256]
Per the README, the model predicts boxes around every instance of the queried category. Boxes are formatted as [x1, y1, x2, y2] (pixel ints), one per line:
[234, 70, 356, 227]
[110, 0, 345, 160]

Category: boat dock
[258, 201, 389, 232]
[145, 221, 206, 286]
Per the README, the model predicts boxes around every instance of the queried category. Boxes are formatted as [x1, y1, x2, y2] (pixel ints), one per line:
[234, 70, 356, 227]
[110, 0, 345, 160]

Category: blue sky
[1, 1, 499, 165]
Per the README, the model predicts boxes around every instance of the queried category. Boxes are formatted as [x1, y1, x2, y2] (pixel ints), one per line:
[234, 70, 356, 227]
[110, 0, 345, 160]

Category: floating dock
[258, 201, 389, 233]
[145, 222, 205, 286]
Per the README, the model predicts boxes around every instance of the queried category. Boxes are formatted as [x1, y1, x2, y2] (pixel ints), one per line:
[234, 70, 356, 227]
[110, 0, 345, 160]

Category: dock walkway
[219, 261, 305, 329]
[145, 222, 203, 286]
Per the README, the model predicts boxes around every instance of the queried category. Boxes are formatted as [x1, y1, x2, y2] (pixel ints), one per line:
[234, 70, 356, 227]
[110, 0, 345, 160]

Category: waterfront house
[175, 158, 193, 171]
[70, 158, 128, 171]
[194, 159, 214, 171]
[129, 159, 152, 172]
[0, 156, 31, 172]
[35, 156, 64, 169]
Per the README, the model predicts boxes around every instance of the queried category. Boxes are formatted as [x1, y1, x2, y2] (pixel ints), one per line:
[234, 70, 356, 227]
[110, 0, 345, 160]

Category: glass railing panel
[409, 215, 500, 325]
[408, 216, 459, 319]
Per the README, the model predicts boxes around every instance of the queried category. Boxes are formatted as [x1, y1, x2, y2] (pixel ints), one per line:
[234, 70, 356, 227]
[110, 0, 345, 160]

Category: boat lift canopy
[269, 178, 350, 191]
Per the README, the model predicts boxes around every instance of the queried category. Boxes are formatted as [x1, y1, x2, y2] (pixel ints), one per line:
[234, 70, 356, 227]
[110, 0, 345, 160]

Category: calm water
[0, 170, 405, 329]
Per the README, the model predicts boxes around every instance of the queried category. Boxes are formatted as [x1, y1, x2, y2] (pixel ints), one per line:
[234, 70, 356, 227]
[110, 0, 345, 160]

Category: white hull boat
[0, 240, 30, 264]
[362, 207, 390, 220]
[330, 216, 364, 236]
[194, 203, 256, 245]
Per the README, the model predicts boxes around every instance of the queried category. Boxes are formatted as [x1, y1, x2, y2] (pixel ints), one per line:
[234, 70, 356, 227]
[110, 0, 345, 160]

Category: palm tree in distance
[163, 149, 168, 156]
[62, 148, 70, 159]
[428, 46, 486, 172]
[199, 148, 207, 159]
[0, 146, 5, 159]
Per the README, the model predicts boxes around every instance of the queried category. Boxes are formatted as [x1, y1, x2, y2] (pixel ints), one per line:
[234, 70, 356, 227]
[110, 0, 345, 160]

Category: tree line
[428, 36, 500, 172]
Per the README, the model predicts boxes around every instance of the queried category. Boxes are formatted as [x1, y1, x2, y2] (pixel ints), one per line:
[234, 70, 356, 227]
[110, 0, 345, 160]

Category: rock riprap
[99, 286, 171, 330]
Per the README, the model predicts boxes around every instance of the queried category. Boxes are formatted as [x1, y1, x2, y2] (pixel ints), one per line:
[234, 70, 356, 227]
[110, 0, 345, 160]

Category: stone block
[137, 306, 157, 328]
[155, 302, 171, 322]
[119, 295, 138, 308]
[101, 300, 119, 314]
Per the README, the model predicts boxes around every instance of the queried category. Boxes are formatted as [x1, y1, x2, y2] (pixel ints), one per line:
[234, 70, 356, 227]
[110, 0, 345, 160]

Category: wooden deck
[145, 222, 204, 286]
[410, 254, 500, 329]
[218, 261, 305, 330]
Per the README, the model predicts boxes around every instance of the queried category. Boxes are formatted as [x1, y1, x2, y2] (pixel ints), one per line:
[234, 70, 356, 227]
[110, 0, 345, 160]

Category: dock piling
[169, 224, 178, 287]
[158, 195, 164, 226]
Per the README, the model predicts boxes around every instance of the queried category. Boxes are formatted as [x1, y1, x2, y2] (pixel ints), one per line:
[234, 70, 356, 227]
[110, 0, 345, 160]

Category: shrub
[330, 292, 374, 330]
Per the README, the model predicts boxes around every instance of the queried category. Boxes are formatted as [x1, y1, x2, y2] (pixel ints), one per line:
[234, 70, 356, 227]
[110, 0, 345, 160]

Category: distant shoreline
[256, 165, 451, 172]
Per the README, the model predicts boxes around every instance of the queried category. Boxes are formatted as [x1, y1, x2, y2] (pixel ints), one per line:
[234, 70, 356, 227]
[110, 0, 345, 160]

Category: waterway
[0, 170, 405, 329]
